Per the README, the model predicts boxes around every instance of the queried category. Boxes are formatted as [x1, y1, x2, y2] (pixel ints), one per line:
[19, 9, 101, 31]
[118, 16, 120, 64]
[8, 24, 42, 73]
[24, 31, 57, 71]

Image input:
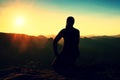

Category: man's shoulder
[61, 28, 66, 32]
[73, 28, 80, 32]
[59, 28, 66, 34]
[61, 28, 79, 33]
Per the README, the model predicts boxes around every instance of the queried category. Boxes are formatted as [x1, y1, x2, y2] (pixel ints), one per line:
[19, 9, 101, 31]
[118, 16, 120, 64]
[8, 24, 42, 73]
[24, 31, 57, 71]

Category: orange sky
[0, 1, 120, 36]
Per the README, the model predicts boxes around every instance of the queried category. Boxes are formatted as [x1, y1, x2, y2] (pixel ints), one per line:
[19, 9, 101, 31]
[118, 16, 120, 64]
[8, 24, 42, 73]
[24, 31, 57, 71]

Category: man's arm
[53, 30, 63, 56]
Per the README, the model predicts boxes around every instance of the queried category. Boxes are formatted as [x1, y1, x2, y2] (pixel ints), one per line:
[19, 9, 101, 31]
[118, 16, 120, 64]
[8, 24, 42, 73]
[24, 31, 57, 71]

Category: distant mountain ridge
[0, 32, 120, 38]
[0, 32, 47, 39]
[0, 32, 48, 50]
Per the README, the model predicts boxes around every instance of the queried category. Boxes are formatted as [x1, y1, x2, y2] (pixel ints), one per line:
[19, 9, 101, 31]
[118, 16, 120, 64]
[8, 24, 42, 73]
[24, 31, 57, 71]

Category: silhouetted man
[52, 16, 80, 72]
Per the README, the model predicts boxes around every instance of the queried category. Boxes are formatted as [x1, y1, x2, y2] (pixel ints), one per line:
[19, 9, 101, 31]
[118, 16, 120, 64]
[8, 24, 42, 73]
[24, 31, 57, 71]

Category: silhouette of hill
[0, 32, 120, 67]
[114, 34, 120, 37]
[0, 32, 52, 68]
[0, 32, 120, 79]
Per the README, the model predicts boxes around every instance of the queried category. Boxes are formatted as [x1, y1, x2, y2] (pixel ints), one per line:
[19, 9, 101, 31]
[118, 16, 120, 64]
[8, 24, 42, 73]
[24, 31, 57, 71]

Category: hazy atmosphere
[0, 0, 120, 80]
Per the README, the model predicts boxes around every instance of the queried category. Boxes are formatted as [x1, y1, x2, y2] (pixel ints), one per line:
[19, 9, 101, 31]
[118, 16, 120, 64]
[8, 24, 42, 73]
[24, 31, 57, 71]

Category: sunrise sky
[0, 0, 120, 36]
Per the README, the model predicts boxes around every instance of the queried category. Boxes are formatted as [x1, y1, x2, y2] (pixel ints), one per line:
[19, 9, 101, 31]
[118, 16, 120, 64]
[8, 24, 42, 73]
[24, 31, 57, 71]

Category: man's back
[61, 28, 79, 51]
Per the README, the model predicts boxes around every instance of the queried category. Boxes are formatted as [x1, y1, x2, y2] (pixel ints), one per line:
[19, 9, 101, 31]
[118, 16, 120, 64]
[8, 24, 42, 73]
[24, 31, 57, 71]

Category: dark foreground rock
[0, 65, 120, 80]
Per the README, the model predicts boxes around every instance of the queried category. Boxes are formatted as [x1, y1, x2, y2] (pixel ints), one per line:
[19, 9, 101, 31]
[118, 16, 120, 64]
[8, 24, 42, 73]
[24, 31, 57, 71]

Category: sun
[15, 17, 25, 27]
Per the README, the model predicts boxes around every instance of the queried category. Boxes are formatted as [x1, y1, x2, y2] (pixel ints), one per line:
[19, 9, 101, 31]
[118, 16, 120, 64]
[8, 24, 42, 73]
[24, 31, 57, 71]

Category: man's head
[66, 16, 75, 27]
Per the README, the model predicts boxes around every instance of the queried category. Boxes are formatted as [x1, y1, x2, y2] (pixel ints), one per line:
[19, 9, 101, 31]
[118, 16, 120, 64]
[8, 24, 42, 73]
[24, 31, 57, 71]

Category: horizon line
[0, 32, 120, 38]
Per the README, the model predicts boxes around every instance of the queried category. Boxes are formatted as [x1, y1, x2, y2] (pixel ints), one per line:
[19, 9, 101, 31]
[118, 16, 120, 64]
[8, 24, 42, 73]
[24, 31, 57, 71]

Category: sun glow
[0, 1, 120, 36]
[15, 17, 25, 27]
